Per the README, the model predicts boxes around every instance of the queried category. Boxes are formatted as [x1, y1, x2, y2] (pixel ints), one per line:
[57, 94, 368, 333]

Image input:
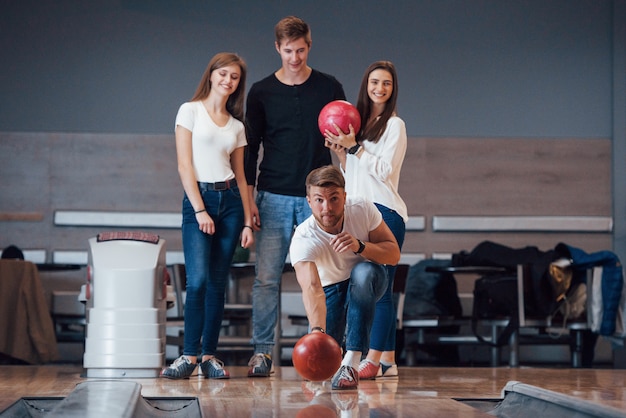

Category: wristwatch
[347, 144, 361, 154]
[354, 239, 366, 255]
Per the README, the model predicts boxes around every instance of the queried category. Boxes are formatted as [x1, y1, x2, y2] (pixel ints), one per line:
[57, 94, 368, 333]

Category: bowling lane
[1, 365, 625, 417]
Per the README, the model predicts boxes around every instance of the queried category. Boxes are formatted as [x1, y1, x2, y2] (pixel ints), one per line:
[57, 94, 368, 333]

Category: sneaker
[160, 355, 197, 379]
[331, 365, 359, 390]
[358, 359, 380, 380]
[247, 353, 273, 377]
[377, 362, 398, 379]
[199, 357, 230, 379]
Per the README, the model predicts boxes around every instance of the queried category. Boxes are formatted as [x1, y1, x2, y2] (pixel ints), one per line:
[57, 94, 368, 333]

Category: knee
[350, 262, 388, 299]
[184, 285, 204, 301]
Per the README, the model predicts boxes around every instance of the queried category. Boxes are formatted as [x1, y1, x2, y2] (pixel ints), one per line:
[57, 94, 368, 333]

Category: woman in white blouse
[324, 60, 408, 380]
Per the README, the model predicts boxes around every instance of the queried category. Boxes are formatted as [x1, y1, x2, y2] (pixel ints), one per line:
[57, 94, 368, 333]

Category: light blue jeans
[324, 262, 388, 352]
[182, 184, 243, 357]
[369, 203, 406, 352]
[251, 191, 311, 354]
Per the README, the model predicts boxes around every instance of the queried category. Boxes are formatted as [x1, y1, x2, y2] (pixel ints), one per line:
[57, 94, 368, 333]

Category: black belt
[198, 179, 235, 191]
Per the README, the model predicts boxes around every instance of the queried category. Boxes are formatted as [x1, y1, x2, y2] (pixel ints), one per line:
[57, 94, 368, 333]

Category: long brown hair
[355, 61, 399, 143]
[190, 52, 247, 121]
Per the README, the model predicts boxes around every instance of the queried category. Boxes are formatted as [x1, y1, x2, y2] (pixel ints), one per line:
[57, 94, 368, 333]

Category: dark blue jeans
[370, 203, 406, 352]
[182, 184, 243, 357]
[324, 262, 388, 352]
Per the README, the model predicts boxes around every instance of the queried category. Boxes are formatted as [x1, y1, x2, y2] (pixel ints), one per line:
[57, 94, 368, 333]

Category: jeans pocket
[256, 190, 264, 203]
[229, 186, 241, 199]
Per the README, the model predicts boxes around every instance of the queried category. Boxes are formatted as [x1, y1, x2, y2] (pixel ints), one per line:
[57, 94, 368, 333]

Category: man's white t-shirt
[289, 196, 383, 287]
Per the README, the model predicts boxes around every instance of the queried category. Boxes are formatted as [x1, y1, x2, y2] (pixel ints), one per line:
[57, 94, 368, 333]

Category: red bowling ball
[292, 332, 342, 382]
[318, 100, 361, 136]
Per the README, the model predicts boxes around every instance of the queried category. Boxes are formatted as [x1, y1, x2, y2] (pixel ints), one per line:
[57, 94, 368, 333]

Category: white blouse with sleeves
[343, 115, 408, 223]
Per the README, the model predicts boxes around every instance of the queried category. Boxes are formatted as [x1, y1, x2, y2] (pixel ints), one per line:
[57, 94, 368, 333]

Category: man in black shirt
[245, 15, 346, 377]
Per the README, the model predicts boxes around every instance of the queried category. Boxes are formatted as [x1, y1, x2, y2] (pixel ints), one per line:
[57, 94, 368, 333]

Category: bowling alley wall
[1, 1, 624, 265]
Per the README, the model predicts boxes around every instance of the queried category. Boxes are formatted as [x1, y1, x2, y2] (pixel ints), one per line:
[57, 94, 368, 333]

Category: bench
[400, 264, 592, 368]
[402, 316, 507, 366]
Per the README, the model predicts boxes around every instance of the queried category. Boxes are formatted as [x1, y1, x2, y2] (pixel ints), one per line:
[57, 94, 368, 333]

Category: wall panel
[0, 133, 612, 260]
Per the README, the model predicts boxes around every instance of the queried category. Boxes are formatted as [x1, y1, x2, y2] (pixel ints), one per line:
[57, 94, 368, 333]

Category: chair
[165, 264, 254, 356]
[401, 261, 594, 368]
[170, 263, 186, 320]
[392, 264, 410, 330]
[509, 264, 590, 368]
[401, 265, 509, 367]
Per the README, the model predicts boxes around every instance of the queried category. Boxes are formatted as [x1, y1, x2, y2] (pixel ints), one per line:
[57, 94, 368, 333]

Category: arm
[329, 220, 400, 266]
[230, 146, 254, 248]
[244, 88, 263, 230]
[247, 185, 260, 230]
[293, 260, 327, 332]
[175, 125, 215, 234]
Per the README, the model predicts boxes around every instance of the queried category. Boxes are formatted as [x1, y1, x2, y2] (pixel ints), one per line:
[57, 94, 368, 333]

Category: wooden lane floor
[0, 365, 625, 417]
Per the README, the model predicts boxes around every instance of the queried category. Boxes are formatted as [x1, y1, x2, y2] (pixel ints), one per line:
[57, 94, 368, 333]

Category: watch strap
[354, 239, 366, 254]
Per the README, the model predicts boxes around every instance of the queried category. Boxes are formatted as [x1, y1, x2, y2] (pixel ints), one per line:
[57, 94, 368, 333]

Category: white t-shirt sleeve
[289, 221, 319, 266]
[175, 102, 195, 131]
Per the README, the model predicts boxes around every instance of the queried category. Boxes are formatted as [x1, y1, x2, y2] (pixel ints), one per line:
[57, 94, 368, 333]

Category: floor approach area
[1, 364, 625, 417]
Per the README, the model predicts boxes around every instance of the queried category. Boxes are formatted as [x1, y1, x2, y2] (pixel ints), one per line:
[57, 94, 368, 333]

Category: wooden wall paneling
[49, 133, 180, 211]
[399, 137, 612, 257]
[0, 132, 614, 261]
[399, 137, 611, 216]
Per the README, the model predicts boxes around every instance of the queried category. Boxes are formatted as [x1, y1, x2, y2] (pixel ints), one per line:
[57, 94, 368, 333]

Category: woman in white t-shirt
[161, 53, 254, 380]
[323, 61, 407, 380]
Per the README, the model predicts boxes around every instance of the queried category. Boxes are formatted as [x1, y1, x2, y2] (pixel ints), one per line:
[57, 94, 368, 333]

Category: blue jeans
[182, 184, 243, 357]
[252, 191, 311, 353]
[324, 262, 388, 352]
[369, 203, 406, 352]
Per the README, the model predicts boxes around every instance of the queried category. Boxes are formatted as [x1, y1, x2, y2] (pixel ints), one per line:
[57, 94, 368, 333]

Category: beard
[313, 212, 343, 233]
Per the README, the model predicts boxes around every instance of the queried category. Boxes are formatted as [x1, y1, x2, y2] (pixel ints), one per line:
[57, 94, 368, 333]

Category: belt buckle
[214, 181, 228, 191]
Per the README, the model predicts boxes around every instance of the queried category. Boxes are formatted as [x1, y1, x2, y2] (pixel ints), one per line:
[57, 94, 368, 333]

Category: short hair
[1, 245, 24, 260]
[305, 165, 345, 195]
[275, 16, 311, 47]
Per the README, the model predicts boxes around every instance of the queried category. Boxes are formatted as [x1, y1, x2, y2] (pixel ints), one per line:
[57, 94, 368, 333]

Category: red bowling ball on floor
[292, 332, 342, 382]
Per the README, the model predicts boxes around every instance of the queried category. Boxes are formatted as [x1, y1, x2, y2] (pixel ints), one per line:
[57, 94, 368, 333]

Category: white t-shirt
[289, 196, 383, 287]
[175, 101, 247, 183]
[343, 116, 408, 222]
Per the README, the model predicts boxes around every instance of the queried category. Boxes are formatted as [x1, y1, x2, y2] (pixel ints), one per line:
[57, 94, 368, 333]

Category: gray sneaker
[199, 357, 230, 379]
[247, 353, 273, 377]
[331, 365, 359, 390]
[160, 355, 197, 379]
